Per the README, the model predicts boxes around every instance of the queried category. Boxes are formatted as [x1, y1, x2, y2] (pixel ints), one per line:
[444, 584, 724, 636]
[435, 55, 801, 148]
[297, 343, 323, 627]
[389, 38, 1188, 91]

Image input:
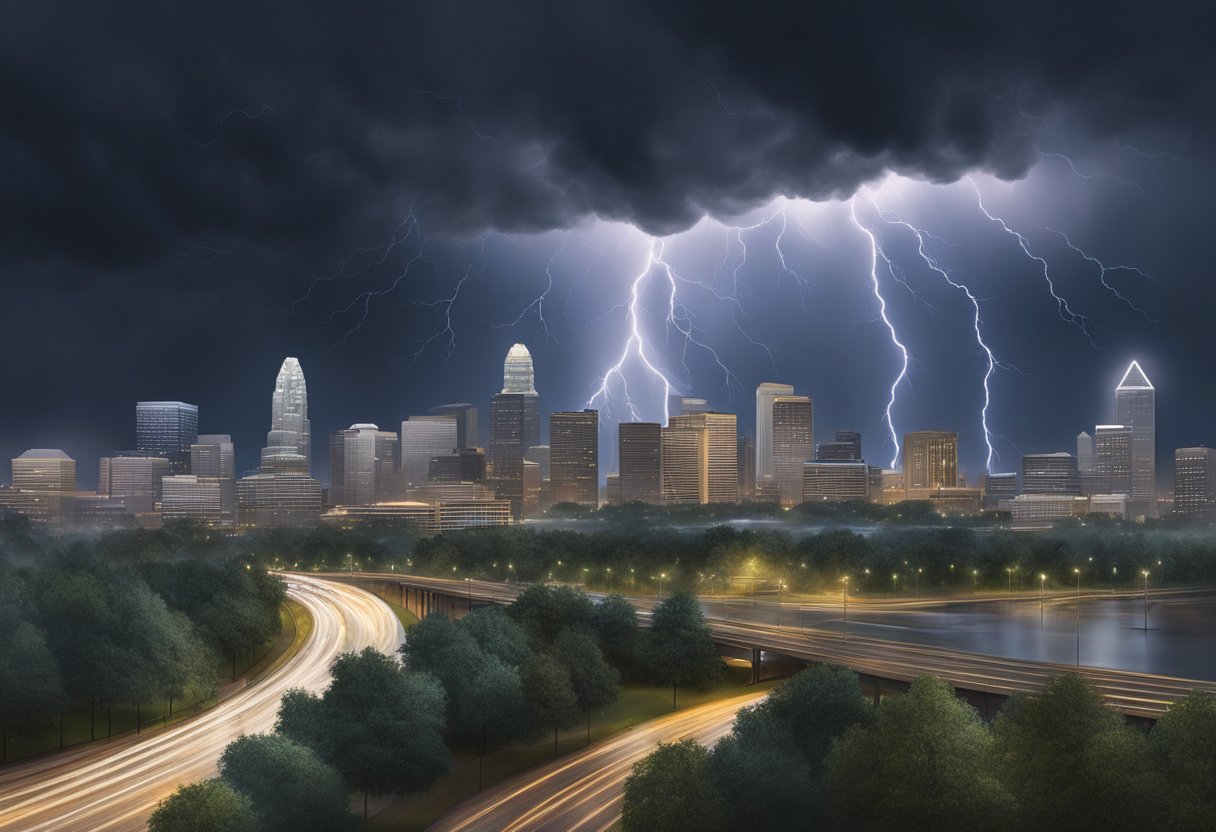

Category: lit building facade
[772, 395, 813, 506]
[802, 461, 871, 502]
[1115, 361, 1156, 518]
[236, 474, 322, 529]
[341, 424, 399, 505]
[401, 415, 459, 488]
[903, 431, 959, 500]
[550, 410, 599, 506]
[755, 382, 795, 484]
[429, 403, 479, 449]
[12, 449, 76, 492]
[620, 422, 662, 504]
[162, 475, 235, 528]
[260, 357, 311, 475]
[136, 401, 199, 474]
[1174, 447, 1216, 520]
[1021, 452, 1081, 495]
[98, 455, 170, 517]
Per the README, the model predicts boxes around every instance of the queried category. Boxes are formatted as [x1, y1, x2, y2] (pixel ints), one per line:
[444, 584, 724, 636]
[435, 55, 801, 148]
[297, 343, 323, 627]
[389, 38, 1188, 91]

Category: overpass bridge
[311, 571, 1216, 720]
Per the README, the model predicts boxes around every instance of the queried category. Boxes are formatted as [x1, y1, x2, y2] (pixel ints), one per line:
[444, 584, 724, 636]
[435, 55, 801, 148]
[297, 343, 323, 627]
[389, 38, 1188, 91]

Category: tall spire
[261, 356, 311, 474]
[502, 343, 537, 395]
[1117, 360, 1153, 390]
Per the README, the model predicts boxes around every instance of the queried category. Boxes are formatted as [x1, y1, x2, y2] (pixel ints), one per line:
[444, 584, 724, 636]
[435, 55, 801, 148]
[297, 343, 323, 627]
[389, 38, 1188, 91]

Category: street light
[1142, 570, 1150, 630]
[972, 569, 979, 591]
[1074, 567, 1082, 666]
[892, 573, 898, 595]
[657, 572, 666, 598]
[1039, 573, 1047, 624]
[915, 568, 922, 599]
[1006, 568, 1013, 593]
[842, 576, 850, 642]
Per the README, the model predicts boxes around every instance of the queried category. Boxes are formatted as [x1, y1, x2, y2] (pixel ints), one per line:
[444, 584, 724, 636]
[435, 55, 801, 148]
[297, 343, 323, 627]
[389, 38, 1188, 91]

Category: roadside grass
[3, 600, 311, 764]
[367, 663, 777, 832]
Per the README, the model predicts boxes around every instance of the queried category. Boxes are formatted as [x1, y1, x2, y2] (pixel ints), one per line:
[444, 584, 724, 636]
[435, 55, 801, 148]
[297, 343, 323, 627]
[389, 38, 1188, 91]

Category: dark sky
[0, 1, 1212, 487]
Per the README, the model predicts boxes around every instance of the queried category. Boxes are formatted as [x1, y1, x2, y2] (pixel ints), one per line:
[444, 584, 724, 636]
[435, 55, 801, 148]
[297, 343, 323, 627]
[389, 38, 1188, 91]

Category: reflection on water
[812, 593, 1216, 680]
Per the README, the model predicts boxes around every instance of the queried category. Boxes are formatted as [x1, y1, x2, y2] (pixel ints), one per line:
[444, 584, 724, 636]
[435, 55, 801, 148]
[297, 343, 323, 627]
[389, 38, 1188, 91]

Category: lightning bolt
[397, 233, 491, 363]
[654, 246, 743, 395]
[157, 104, 281, 148]
[1036, 150, 1151, 199]
[966, 178, 1098, 347]
[1042, 228, 1160, 323]
[849, 199, 910, 469]
[874, 205, 999, 473]
[492, 234, 565, 343]
[586, 240, 677, 423]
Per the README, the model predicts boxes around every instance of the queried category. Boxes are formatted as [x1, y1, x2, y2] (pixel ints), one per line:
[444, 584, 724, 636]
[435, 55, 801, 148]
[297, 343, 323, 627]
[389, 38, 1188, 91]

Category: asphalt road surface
[428, 691, 766, 832]
[0, 574, 403, 832]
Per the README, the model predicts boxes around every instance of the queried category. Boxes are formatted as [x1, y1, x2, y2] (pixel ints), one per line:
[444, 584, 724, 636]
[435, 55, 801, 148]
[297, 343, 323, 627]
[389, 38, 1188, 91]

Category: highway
[0, 574, 403, 832]
[337, 572, 1216, 718]
[427, 690, 766, 832]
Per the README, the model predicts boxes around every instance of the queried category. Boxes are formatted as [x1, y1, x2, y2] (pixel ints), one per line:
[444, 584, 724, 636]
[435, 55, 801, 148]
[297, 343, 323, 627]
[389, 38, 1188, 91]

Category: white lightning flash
[849, 199, 910, 469]
[1043, 228, 1160, 323]
[398, 234, 490, 363]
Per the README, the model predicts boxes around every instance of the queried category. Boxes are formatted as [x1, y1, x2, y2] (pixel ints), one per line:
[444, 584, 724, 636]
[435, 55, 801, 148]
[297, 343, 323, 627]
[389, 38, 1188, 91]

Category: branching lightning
[849, 199, 910, 468]
[397, 233, 491, 363]
[492, 233, 565, 343]
[1036, 150, 1151, 198]
[1042, 227, 1160, 323]
[966, 177, 1099, 348]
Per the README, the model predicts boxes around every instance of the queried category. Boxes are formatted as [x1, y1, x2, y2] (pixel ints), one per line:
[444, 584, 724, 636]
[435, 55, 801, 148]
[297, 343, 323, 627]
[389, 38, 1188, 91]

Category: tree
[276, 648, 449, 816]
[148, 779, 258, 832]
[592, 593, 638, 666]
[553, 628, 619, 743]
[219, 734, 357, 832]
[992, 674, 1162, 832]
[1152, 691, 1216, 831]
[508, 584, 595, 646]
[520, 653, 580, 754]
[825, 676, 1012, 832]
[638, 591, 722, 707]
[458, 606, 532, 666]
[621, 740, 726, 832]
[712, 665, 870, 829]
[0, 574, 66, 757]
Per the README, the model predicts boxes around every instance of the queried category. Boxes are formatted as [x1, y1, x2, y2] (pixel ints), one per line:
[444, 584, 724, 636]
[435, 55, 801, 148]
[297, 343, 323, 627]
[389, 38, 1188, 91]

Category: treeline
[153, 585, 724, 830]
[396, 522, 1216, 593]
[623, 670, 1216, 832]
[0, 543, 284, 757]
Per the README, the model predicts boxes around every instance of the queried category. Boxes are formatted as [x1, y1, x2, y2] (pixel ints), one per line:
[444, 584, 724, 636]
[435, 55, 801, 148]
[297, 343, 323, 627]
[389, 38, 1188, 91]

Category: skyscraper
[772, 395, 813, 505]
[401, 415, 459, 488]
[1076, 431, 1094, 474]
[737, 435, 755, 499]
[136, 401, 199, 474]
[191, 435, 235, 479]
[489, 344, 540, 520]
[1174, 447, 1216, 520]
[341, 424, 399, 505]
[189, 434, 236, 525]
[162, 475, 235, 528]
[1115, 361, 1156, 517]
[98, 455, 170, 516]
[12, 449, 76, 492]
[620, 422, 662, 504]
[1093, 425, 1133, 496]
[755, 382, 795, 483]
[1021, 452, 1081, 495]
[818, 430, 862, 462]
[667, 412, 738, 504]
[903, 431, 959, 499]
[550, 410, 599, 506]
[260, 357, 311, 475]
[661, 424, 702, 505]
[429, 403, 479, 449]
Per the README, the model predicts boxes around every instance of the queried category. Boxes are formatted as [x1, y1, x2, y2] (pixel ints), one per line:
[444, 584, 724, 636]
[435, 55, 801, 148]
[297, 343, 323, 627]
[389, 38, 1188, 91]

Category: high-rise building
[236, 474, 322, 529]
[489, 344, 540, 520]
[903, 431, 959, 500]
[981, 472, 1019, 508]
[550, 410, 599, 506]
[1021, 452, 1081, 495]
[755, 382, 795, 483]
[772, 395, 813, 505]
[328, 431, 346, 506]
[191, 435, 234, 479]
[428, 448, 487, 484]
[341, 424, 398, 505]
[162, 475, 235, 528]
[1093, 425, 1133, 496]
[259, 357, 311, 475]
[1076, 431, 1095, 474]
[1115, 361, 1156, 518]
[817, 430, 862, 462]
[620, 422, 662, 504]
[12, 449, 76, 492]
[1174, 447, 1216, 520]
[737, 435, 755, 499]
[136, 401, 199, 474]
[429, 403, 480, 449]
[401, 415, 459, 488]
[525, 445, 551, 481]
[802, 461, 871, 502]
[98, 455, 170, 516]
[665, 412, 738, 504]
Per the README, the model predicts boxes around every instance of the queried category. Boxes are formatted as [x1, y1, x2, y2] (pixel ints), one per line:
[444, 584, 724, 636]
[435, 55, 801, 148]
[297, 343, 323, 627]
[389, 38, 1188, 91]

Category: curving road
[428, 691, 766, 832]
[0, 574, 403, 832]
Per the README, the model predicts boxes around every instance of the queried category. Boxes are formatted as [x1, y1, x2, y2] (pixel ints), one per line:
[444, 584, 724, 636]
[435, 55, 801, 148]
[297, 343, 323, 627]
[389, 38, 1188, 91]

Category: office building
[737, 435, 755, 499]
[136, 401, 198, 473]
[664, 412, 738, 504]
[1021, 452, 1081, 495]
[489, 344, 540, 520]
[550, 410, 599, 506]
[259, 357, 311, 475]
[428, 448, 487, 484]
[772, 395, 813, 505]
[328, 431, 346, 506]
[12, 449, 76, 492]
[1077, 431, 1094, 474]
[340, 424, 398, 505]
[661, 424, 702, 505]
[817, 430, 862, 462]
[1093, 425, 1133, 496]
[321, 498, 511, 531]
[162, 475, 235, 528]
[903, 431, 959, 500]
[236, 474, 322, 529]
[98, 455, 170, 517]
[802, 461, 871, 502]
[981, 472, 1018, 508]
[525, 445, 551, 481]
[619, 422, 662, 504]
[1174, 447, 1216, 520]
[755, 382, 795, 483]
[191, 435, 234, 479]
[429, 403, 479, 449]
[1115, 361, 1157, 518]
[401, 415, 459, 488]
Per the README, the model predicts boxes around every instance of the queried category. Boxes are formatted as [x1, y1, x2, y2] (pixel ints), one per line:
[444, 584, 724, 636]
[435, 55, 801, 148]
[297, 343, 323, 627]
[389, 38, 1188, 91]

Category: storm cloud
[1, 0, 1210, 269]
